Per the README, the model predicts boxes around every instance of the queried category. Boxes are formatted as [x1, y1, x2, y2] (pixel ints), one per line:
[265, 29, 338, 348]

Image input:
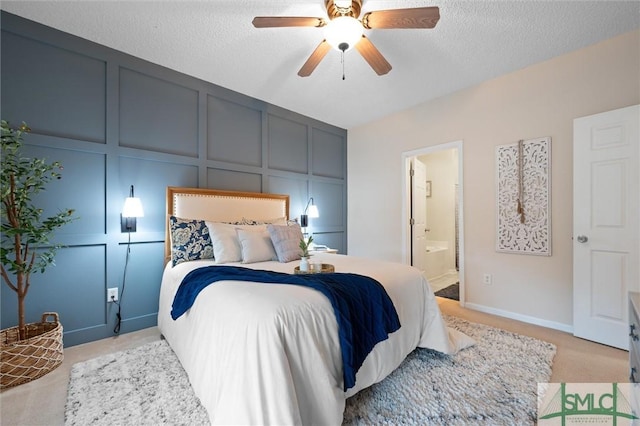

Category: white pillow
[207, 222, 242, 263]
[207, 222, 270, 264]
[237, 228, 278, 263]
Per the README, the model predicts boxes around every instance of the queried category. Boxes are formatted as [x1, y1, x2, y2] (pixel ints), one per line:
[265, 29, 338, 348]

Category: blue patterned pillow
[170, 216, 214, 266]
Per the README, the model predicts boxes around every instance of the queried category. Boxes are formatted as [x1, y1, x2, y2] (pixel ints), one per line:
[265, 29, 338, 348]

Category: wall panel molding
[0, 10, 347, 346]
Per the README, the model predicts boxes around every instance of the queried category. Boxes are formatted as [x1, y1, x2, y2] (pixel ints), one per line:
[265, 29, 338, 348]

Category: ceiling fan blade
[362, 7, 440, 29]
[252, 17, 326, 28]
[298, 40, 331, 77]
[355, 36, 392, 76]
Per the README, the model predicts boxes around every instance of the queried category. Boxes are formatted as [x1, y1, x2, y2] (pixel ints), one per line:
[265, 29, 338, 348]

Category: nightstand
[309, 248, 338, 255]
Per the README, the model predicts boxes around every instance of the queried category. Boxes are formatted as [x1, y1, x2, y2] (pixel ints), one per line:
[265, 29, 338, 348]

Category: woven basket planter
[1, 312, 63, 389]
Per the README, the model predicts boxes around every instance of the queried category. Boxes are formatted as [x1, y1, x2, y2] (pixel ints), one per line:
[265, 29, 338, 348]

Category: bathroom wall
[418, 148, 458, 278]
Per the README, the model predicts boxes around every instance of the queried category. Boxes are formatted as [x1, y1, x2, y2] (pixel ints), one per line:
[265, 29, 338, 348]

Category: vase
[300, 256, 309, 272]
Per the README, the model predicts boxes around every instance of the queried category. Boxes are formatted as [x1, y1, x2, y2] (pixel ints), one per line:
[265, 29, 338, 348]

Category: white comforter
[158, 253, 471, 425]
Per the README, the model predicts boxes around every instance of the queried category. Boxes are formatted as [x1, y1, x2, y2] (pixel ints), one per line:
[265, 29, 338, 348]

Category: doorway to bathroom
[402, 141, 464, 303]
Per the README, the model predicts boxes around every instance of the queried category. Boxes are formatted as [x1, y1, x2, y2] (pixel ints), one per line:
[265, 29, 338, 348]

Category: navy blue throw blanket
[171, 266, 401, 391]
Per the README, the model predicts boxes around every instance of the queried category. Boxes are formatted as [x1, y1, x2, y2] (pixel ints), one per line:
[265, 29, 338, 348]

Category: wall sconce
[300, 197, 319, 228]
[120, 185, 144, 233]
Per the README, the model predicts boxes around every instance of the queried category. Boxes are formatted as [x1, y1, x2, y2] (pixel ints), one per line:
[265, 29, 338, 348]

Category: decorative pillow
[207, 222, 244, 264]
[237, 228, 278, 263]
[207, 222, 271, 263]
[240, 217, 287, 225]
[267, 223, 304, 263]
[170, 216, 214, 266]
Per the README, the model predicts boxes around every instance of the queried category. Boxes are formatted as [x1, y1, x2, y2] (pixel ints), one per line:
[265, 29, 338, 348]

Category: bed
[157, 187, 472, 425]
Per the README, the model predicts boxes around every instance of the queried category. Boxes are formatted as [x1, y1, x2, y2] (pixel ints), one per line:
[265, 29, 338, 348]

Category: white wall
[347, 30, 640, 328]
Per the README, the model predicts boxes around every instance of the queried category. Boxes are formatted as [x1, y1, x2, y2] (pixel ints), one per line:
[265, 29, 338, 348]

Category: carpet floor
[65, 315, 555, 425]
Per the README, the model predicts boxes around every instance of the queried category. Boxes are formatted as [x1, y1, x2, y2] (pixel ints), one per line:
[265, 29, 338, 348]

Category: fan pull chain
[339, 42, 348, 80]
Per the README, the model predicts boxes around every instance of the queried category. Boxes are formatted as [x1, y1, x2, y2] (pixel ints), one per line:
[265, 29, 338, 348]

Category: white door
[411, 158, 427, 273]
[573, 104, 639, 350]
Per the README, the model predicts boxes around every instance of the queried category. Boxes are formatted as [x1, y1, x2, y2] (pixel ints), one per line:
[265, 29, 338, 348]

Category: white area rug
[65, 316, 555, 425]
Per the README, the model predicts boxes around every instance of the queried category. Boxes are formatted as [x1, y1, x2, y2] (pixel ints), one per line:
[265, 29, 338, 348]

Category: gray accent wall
[0, 11, 347, 346]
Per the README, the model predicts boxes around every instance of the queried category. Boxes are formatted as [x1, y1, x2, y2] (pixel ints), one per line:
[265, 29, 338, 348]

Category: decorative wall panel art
[496, 137, 551, 255]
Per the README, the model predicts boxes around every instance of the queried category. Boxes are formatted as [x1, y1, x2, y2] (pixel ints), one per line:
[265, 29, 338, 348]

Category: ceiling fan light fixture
[253, 1, 437, 77]
[324, 16, 363, 52]
[333, 0, 352, 8]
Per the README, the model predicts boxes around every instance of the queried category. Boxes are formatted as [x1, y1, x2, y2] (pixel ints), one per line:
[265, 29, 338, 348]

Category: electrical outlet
[107, 287, 118, 303]
[483, 274, 492, 285]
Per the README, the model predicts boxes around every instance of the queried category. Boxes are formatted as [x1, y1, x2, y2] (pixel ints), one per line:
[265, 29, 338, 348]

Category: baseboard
[62, 313, 158, 347]
[464, 302, 573, 334]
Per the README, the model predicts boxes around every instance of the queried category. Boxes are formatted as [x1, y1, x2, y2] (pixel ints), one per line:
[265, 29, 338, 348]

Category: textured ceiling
[2, 1, 639, 129]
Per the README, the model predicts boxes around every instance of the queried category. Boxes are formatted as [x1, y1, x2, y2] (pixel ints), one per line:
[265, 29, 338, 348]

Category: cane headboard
[165, 187, 290, 263]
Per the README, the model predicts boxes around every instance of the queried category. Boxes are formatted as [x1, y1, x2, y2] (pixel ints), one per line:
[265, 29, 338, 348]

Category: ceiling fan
[252, 0, 440, 77]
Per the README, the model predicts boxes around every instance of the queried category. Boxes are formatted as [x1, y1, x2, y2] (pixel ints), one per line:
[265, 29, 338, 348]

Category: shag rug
[434, 282, 460, 301]
[65, 316, 555, 425]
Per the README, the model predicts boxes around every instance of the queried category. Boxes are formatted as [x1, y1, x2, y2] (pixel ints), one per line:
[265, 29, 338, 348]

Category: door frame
[401, 140, 465, 305]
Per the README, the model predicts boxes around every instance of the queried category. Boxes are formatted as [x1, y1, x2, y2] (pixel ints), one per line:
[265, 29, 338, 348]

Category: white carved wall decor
[496, 137, 551, 255]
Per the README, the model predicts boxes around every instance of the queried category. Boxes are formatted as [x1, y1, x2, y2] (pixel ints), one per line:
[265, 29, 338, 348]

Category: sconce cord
[113, 231, 132, 334]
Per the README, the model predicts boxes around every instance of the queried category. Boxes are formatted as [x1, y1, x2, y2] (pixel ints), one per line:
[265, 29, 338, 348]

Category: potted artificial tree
[0, 120, 75, 388]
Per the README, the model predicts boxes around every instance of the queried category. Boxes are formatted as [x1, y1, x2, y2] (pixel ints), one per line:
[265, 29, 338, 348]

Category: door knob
[576, 235, 588, 243]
